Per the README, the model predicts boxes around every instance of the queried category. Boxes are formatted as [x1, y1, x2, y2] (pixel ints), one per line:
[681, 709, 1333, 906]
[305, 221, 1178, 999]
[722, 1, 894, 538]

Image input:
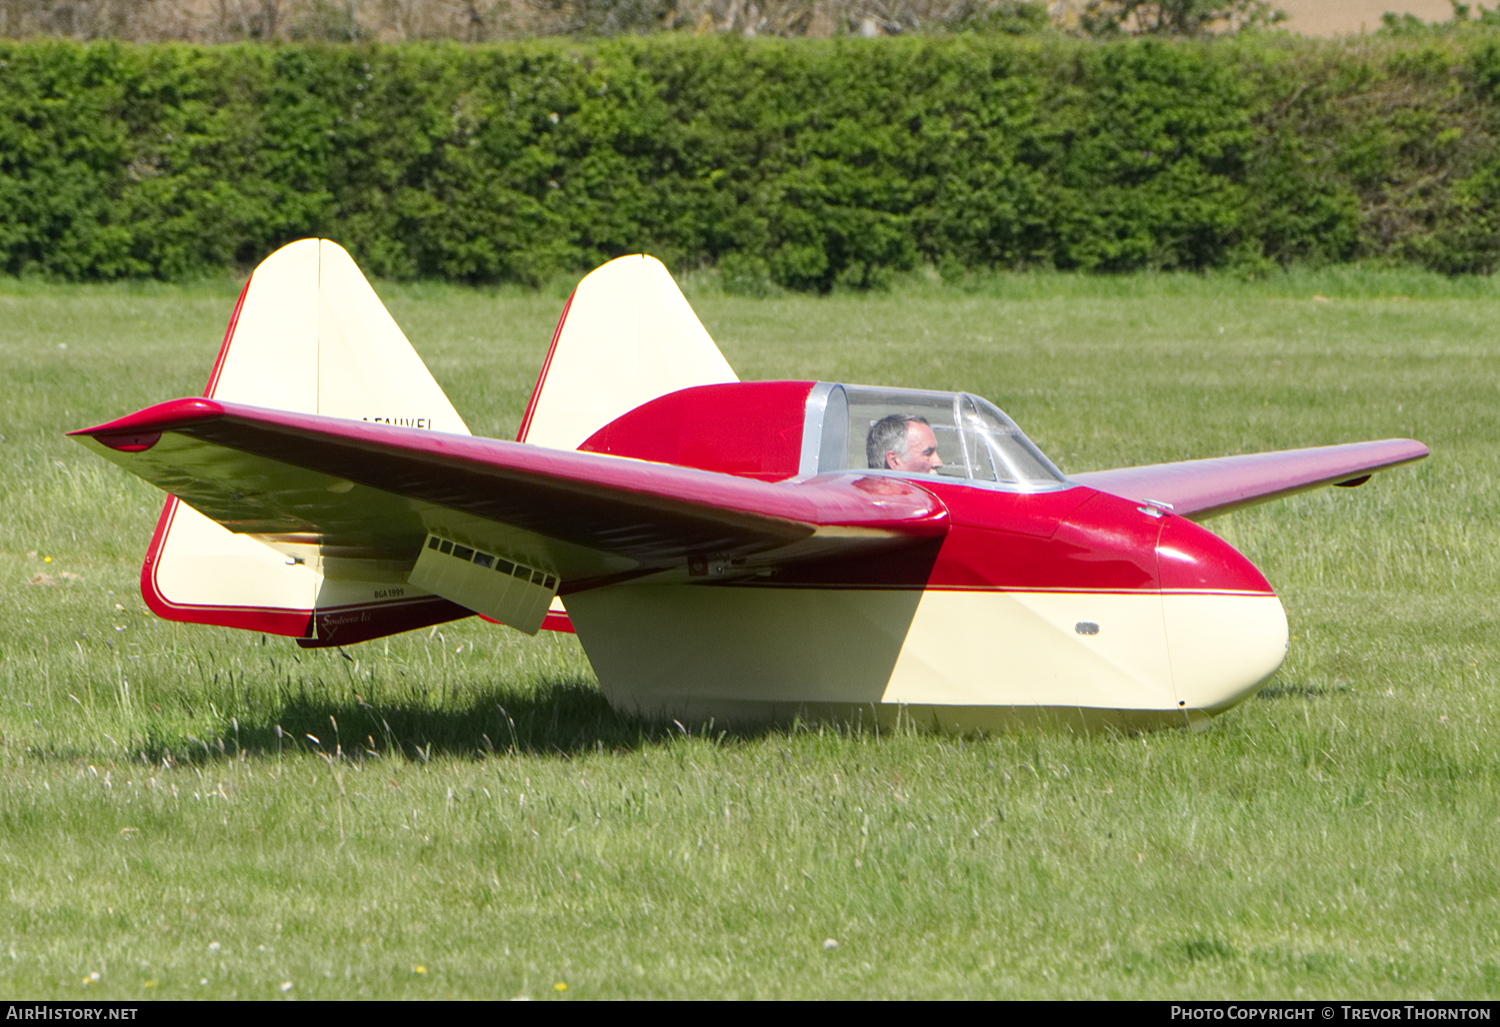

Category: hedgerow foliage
[4, 33, 1500, 288]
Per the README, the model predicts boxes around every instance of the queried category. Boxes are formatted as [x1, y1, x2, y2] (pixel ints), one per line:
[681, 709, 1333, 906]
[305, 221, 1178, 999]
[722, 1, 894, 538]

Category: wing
[1071, 439, 1429, 520]
[71, 398, 949, 639]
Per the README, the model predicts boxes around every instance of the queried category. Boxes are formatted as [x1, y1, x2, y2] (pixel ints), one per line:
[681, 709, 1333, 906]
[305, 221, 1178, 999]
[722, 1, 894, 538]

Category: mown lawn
[0, 267, 1495, 999]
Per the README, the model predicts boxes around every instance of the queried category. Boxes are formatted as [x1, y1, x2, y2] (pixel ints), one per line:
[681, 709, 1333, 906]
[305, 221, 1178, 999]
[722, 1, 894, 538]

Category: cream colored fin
[149, 238, 471, 638]
[519, 254, 737, 451]
[148, 499, 318, 617]
[210, 238, 469, 434]
[313, 241, 469, 434]
[208, 238, 320, 411]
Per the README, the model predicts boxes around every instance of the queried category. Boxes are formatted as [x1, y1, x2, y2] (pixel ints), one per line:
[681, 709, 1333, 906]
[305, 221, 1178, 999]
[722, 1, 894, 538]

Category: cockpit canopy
[807, 384, 1066, 487]
[579, 380, 1067, 489]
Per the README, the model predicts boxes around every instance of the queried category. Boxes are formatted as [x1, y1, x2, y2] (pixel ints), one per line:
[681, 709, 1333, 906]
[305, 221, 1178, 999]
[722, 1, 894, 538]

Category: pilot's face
[887, 421, 943, 474]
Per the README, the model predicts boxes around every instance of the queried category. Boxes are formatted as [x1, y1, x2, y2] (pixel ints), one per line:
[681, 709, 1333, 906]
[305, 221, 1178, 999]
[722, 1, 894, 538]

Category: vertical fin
[517, 254, 737, 451]
[143, 239, 472, 644]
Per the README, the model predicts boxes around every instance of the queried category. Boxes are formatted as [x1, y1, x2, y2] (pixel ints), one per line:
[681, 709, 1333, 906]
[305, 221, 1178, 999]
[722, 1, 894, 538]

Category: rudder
[143, 239, 474, 646]
[517, 254, 738, 451]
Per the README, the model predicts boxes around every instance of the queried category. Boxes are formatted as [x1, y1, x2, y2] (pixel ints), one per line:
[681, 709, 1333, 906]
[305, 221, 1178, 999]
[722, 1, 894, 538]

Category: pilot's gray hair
[867, 414, 930, 469]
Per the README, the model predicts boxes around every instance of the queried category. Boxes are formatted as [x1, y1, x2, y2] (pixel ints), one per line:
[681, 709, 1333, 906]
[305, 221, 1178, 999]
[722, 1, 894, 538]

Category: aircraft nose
[1156, 516, 1288, 721]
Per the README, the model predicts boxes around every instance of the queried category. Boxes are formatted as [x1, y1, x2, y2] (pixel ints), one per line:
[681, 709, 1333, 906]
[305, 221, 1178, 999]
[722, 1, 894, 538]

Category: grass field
[0, 267, 1496, 999]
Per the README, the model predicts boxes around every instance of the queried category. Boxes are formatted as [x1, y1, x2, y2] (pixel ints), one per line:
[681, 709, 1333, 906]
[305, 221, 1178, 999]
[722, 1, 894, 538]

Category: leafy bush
[3, 33, 1500, 287]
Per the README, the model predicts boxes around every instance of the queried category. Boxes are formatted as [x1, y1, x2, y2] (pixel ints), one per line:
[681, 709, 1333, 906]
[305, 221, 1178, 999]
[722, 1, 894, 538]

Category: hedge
[3, 33, 1500, 288]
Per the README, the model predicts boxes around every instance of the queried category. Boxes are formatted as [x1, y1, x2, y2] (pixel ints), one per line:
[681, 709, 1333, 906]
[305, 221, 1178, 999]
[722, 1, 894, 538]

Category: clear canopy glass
[811, 385, 1065, 487]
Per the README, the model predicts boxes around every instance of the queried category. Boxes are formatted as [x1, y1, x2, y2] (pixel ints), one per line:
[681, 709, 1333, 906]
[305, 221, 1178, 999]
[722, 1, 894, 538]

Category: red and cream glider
[72, 240, 1428, 731]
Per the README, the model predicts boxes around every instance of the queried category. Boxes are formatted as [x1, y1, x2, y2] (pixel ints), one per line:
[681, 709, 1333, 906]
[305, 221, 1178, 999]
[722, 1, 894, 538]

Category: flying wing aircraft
[71, 240, 1429, 732]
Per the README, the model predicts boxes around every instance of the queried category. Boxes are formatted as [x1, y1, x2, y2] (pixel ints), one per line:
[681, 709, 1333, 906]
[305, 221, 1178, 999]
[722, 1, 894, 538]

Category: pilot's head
[867, 414, 943, 474]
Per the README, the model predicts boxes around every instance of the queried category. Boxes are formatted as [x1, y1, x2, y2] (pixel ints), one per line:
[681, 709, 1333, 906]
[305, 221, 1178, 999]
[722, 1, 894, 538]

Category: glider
[71, 240, 1428, 732]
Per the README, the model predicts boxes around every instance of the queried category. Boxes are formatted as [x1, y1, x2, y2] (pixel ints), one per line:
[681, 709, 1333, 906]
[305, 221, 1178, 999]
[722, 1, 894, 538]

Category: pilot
[867, 414, 944, 474]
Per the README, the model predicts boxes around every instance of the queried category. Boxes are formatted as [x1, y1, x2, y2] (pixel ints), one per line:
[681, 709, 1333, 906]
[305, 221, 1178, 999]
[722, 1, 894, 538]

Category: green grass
[0, 267, 1496, 999]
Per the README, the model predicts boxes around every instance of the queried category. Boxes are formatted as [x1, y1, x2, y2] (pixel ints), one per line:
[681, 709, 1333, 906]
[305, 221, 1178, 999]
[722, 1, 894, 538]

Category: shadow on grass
[137, 677, 770, 766]
[1256, 679, 1352, 702]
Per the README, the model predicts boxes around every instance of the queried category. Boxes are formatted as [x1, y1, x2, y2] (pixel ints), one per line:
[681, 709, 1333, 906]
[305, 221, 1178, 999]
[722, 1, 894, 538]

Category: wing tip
[70, 398, 225, 441]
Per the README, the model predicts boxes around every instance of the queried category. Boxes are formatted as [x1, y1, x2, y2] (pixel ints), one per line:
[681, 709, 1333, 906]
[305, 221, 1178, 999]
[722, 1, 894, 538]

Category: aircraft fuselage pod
[567, 381, 1288, 732]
